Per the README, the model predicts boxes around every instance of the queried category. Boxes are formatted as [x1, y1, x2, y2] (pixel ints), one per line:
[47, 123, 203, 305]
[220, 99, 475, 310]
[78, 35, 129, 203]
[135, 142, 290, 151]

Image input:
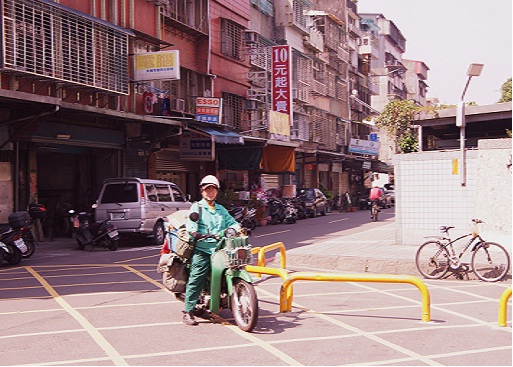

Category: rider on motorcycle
[369, 183, 383, 213]
[182, 175, 241, 326]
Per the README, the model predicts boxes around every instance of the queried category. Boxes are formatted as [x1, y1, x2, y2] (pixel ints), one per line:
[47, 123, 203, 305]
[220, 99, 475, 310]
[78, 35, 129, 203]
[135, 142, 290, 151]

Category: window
[145, 185, 158, 202]
[171, 186, 186, 202]
[1, 0, 130, 94]
[222, 92, 246, 130]
[101, 184, 138, 204]
[156, 184, 172, 202]
[220, 18, 244, 61]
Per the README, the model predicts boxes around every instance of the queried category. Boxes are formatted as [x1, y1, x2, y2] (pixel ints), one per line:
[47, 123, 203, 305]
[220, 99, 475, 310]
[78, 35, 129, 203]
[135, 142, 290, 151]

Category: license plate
[108, 230, 119, 238]
[14, 238, 28, 252]
[111, 213, 125, 220]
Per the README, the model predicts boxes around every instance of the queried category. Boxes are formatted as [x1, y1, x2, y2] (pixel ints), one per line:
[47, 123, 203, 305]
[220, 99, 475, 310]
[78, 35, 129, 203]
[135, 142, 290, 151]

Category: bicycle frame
[436, 232, 484, 265]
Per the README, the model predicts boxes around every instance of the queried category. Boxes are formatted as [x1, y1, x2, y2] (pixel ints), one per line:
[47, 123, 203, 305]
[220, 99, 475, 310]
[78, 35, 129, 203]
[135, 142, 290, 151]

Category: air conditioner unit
[171, 98, 185, 112]
[245, 99, 259, 111]
[292, 89, 298, 99]
[245, 30, 259, 45]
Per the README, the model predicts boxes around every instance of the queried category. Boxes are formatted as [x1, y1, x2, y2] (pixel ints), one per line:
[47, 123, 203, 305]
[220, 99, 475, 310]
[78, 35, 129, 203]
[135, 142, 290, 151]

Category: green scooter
[182, 212, 259, 332]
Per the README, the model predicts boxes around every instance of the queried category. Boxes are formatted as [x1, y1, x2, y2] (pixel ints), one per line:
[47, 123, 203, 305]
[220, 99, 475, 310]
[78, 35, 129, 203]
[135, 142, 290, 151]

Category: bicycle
[415, 219, 510, 282]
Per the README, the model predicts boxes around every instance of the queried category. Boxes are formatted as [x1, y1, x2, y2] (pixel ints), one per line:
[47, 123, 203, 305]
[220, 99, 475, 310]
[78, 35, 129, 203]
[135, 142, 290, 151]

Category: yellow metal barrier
[498, 286, 512, 327]
[246, 265, 290, 281]
[279, 272, 431, 323]
[250, 242, 286, 277]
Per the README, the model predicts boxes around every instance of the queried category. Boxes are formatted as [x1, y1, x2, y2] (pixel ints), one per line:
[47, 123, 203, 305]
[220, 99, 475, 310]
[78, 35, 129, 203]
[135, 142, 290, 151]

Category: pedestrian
[182, 175, 241, 326]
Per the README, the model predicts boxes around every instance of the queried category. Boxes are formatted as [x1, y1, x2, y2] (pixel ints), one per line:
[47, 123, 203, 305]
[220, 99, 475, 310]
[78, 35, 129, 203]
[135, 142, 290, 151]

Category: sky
[357, 0, 512, 106]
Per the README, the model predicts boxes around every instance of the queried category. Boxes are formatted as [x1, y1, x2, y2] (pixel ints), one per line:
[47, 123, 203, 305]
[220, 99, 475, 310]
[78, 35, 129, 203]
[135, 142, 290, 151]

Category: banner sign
[271, 45, 292, 121]
[134, 51, 180, 81]
[348, 138, 380, 156]
[269, 110, 290, 141]
[195, 97, 222, 124]
[179, 132, 214, 161]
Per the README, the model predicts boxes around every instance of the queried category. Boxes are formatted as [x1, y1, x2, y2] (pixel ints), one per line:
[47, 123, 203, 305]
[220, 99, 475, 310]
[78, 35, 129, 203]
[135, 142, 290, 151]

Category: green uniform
[183, 199, 240, 312]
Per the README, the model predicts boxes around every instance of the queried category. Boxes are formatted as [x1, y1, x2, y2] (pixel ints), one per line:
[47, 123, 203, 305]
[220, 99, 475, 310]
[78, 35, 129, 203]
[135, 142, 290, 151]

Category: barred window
[222, 92, 246, 131]
[1, 0, 130, 95]
[221, 18, 244, 62]
[292, 0, 310, 32]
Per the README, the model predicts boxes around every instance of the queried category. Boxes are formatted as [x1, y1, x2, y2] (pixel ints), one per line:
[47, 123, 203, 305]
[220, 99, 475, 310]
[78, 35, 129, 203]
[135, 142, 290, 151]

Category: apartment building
[0, 0, 412, 225]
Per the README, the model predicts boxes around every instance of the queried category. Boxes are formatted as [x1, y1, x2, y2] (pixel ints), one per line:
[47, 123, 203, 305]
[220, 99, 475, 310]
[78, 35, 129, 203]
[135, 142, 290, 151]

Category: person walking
[182, 175, 241, 326]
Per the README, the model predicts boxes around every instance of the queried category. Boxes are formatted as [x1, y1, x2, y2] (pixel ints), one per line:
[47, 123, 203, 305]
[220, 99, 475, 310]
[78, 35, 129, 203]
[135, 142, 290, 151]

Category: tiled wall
[394, 140, 511, 251]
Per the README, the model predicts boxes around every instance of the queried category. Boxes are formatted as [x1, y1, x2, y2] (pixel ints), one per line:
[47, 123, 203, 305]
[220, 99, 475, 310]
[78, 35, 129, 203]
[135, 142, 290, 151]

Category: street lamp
[456, 63, 483, 186]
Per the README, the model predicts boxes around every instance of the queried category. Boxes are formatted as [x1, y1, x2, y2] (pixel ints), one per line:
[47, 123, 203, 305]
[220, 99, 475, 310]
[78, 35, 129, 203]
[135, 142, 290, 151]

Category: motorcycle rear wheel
[6, 244, 22, 265]
[108, 239, 119, 251]
[231, 278, 258, 332]
[21, 232, 36, 258]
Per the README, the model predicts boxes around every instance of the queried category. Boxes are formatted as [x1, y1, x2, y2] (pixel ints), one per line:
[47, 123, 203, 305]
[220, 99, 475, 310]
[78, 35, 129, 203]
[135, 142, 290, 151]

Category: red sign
[271, 45, 292, 117]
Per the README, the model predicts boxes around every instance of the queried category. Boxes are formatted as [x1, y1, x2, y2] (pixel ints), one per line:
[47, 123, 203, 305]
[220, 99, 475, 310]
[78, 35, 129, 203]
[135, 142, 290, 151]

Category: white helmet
[199, 175, 220, 189]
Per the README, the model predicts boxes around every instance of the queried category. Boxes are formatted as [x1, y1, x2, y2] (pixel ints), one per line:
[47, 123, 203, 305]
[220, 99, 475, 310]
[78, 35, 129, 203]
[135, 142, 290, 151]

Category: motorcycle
[282, 198, 298, 224]
[240, 207, 258, 230]
[0, 226, 24, 265]
[71, 210, 120, 251]
[267, 197, 285, 225]
[174, 211, 258, 332]
[291, 197, 307, 220]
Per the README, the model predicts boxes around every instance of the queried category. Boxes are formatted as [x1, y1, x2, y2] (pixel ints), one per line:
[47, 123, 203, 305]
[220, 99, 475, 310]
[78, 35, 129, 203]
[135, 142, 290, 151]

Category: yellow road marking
[328, 218, 349, 223]
[24, 266, 129, 366]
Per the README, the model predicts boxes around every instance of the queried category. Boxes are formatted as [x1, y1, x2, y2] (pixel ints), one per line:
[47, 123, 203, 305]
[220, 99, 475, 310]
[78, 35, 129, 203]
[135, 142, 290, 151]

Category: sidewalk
[273, 222, 423, 275]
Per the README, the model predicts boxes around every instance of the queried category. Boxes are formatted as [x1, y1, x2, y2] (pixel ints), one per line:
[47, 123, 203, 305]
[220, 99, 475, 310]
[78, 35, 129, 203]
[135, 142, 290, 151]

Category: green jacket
[186, 199, 240, 254]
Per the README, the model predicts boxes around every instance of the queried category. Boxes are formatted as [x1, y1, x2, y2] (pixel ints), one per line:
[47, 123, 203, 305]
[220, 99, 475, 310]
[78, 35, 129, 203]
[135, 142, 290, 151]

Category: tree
[498, 77, 512, 103]
[375, 99, 424, 153]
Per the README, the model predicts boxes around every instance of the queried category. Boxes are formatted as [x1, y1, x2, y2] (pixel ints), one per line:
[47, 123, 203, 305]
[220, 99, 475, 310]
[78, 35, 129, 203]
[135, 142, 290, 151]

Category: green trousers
[184, 250, 211, 312]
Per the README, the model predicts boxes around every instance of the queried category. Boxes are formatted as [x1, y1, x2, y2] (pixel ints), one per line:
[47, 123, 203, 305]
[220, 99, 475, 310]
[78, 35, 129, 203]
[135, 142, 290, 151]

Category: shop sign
[348, 138, 380, 156]
[179, 132, 214, 161]
[269, 110, 290, 141]
[271, 45, 292, 121]
[134, 51, 180, 81]
[195, 97, 222, 124]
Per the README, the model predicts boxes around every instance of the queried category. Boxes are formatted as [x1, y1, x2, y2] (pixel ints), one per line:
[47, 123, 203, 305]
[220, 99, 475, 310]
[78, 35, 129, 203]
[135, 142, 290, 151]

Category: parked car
[297, 188, 327, 217]
[93, 178, 191, 245]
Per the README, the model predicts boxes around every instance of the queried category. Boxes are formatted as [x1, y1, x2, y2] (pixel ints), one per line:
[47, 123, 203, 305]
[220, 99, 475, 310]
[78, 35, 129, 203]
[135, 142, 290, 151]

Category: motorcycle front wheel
[231, 278, 258, 332]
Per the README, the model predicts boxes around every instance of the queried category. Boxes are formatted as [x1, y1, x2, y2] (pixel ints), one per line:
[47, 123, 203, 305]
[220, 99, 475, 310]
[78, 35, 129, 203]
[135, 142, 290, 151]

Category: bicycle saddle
[439, 226, 454, 233]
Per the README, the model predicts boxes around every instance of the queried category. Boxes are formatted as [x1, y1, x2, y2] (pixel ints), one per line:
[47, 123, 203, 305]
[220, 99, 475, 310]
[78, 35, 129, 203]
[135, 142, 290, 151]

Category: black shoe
[183, 311, 198, 326]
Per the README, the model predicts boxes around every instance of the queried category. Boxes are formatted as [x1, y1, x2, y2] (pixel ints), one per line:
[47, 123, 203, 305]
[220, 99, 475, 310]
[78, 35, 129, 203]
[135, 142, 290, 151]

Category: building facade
[0, 0, 419, 227]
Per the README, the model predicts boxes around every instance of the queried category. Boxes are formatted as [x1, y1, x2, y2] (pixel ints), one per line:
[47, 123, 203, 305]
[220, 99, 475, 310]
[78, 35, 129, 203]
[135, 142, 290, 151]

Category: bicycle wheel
[415, 241, 450, 279]
[471, 242, 510, 282]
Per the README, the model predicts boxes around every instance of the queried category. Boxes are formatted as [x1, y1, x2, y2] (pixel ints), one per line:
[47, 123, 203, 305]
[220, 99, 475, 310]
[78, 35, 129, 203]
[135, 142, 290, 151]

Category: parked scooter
[282, 198, 298, 224]
[0, 226, 24, 265]
[291, 197, 307, 220]
[174, 211, 258, 332]
[240, 207, 258, 230]
[71, 210, 120, 251]
[267, 197, 285, 225]
[5, 211, 35, 258]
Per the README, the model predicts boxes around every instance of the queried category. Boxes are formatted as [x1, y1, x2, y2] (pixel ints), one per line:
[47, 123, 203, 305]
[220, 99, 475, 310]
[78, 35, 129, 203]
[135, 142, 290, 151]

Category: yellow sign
[134, 51, 180, 81]
[452, 158, 459, 174]
[269, 110, 290, 141]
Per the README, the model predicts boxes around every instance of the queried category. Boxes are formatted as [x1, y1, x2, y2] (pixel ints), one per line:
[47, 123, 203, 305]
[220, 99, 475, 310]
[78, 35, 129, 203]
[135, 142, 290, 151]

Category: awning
[218, 145, 263, 170]
[188, 125, 244, 144]
[261, 145, 295, 173]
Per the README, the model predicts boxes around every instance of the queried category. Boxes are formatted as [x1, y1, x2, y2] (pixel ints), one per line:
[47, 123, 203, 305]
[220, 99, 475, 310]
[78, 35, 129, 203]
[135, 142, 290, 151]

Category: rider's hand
[238, 228, 250, 236]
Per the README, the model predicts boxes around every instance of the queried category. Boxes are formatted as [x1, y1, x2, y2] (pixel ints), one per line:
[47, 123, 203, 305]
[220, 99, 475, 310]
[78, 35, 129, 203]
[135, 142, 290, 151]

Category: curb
[274, 253, 420, 276]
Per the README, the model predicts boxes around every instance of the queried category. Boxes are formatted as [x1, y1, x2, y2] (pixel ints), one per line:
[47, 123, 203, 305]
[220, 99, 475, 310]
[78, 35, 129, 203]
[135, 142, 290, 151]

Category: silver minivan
[94, 178, 191, 245]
